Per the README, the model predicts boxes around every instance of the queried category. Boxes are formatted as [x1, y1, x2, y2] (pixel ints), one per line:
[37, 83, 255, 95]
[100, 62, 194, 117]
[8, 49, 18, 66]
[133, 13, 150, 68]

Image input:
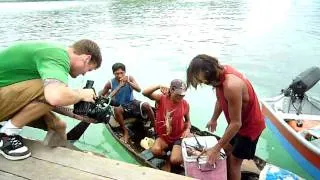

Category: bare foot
[122, 130, 129, 144]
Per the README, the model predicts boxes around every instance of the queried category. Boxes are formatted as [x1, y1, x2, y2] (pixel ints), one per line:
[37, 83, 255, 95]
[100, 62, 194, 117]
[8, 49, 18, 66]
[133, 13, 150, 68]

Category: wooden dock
[0, 139, 192, 180]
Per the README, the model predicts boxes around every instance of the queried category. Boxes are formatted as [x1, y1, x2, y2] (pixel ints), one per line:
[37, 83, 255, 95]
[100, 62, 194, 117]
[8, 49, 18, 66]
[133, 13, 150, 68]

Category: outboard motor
[282, 66, 320, 126]
[283, 66, 320, 99]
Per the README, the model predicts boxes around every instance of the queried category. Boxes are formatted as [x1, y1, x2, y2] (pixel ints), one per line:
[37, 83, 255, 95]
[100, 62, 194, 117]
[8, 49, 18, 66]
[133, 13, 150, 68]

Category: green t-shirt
[0, 41, 70, 87]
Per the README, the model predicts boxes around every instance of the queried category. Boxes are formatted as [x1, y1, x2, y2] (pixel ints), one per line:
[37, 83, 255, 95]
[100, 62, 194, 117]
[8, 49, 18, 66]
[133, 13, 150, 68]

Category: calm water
[1, 0, 319, 179]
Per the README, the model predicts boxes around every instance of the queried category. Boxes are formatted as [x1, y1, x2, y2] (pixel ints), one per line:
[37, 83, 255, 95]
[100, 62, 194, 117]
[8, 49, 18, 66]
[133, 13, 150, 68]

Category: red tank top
[155, 95, 189, 144]
[216, 65, 265, 141]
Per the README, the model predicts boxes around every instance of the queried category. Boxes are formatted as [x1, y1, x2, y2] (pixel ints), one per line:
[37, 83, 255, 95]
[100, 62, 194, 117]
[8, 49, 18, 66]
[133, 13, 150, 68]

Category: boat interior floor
[285, 119, 320, 148]
[110, 119, 187, 174]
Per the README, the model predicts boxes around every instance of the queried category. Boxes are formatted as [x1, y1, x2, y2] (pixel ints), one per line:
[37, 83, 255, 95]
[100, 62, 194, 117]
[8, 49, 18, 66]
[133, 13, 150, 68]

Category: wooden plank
[0, 157, 110, 180]
[0, 171, 27, 180]
[0, 139, 192, 180]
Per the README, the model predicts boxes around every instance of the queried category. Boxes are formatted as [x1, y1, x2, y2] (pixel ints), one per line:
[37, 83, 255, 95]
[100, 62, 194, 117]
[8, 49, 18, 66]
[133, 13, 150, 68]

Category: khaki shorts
[0, 79, 59, 130]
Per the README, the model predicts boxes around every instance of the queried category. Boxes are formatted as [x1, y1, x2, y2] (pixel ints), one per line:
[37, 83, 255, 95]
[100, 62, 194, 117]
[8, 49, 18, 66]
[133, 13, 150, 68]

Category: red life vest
[155, 95, 189, 144]
[216, 65, 265, 141]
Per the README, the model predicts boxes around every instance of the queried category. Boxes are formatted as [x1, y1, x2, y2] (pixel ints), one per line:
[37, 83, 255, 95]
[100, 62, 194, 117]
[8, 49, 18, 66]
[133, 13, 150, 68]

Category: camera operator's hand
[79, 89, 96, 103]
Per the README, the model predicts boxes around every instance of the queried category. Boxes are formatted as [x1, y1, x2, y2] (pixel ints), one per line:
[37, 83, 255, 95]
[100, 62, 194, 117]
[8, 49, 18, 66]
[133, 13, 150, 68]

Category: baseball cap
[170, 79, 187, 95]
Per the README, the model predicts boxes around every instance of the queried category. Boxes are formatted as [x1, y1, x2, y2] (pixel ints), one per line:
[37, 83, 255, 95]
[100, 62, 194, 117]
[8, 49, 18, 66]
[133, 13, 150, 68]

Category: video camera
[73, 80, 118, 123]
[283, 66, 320, 100]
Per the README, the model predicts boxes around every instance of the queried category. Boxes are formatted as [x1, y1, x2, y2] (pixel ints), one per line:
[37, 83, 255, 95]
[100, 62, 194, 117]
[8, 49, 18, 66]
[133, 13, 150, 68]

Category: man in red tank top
[142, 79, 191, 172]
[186, 54, 265, 180]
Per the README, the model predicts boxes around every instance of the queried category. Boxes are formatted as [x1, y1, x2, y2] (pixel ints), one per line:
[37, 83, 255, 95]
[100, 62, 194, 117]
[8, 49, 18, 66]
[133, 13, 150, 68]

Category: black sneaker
[0, 133, 31, 160]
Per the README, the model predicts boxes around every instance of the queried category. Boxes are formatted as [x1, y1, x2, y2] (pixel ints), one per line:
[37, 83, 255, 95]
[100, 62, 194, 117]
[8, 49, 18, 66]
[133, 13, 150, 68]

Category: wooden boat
[261, 66, 320, 179]
[106, 117, 266, 179]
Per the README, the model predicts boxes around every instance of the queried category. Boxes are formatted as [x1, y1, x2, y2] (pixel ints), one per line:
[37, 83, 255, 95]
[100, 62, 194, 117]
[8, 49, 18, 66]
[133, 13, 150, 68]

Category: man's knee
[151, 145, 163, 156]
[142, 102, 150, 109]
[170, 155, 182, 165]
[114, 107, 124, 114]
[0, 79, 46, 121]
[45, 119, 66, 133]
[142, 102, 153, 112]
[141, 102, 155, 119]
[53, 120, 66, 131]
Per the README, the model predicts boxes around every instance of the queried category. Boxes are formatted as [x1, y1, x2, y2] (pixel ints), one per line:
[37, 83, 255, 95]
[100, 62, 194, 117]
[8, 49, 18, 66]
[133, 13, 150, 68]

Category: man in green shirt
[0, 39, 102, 161]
